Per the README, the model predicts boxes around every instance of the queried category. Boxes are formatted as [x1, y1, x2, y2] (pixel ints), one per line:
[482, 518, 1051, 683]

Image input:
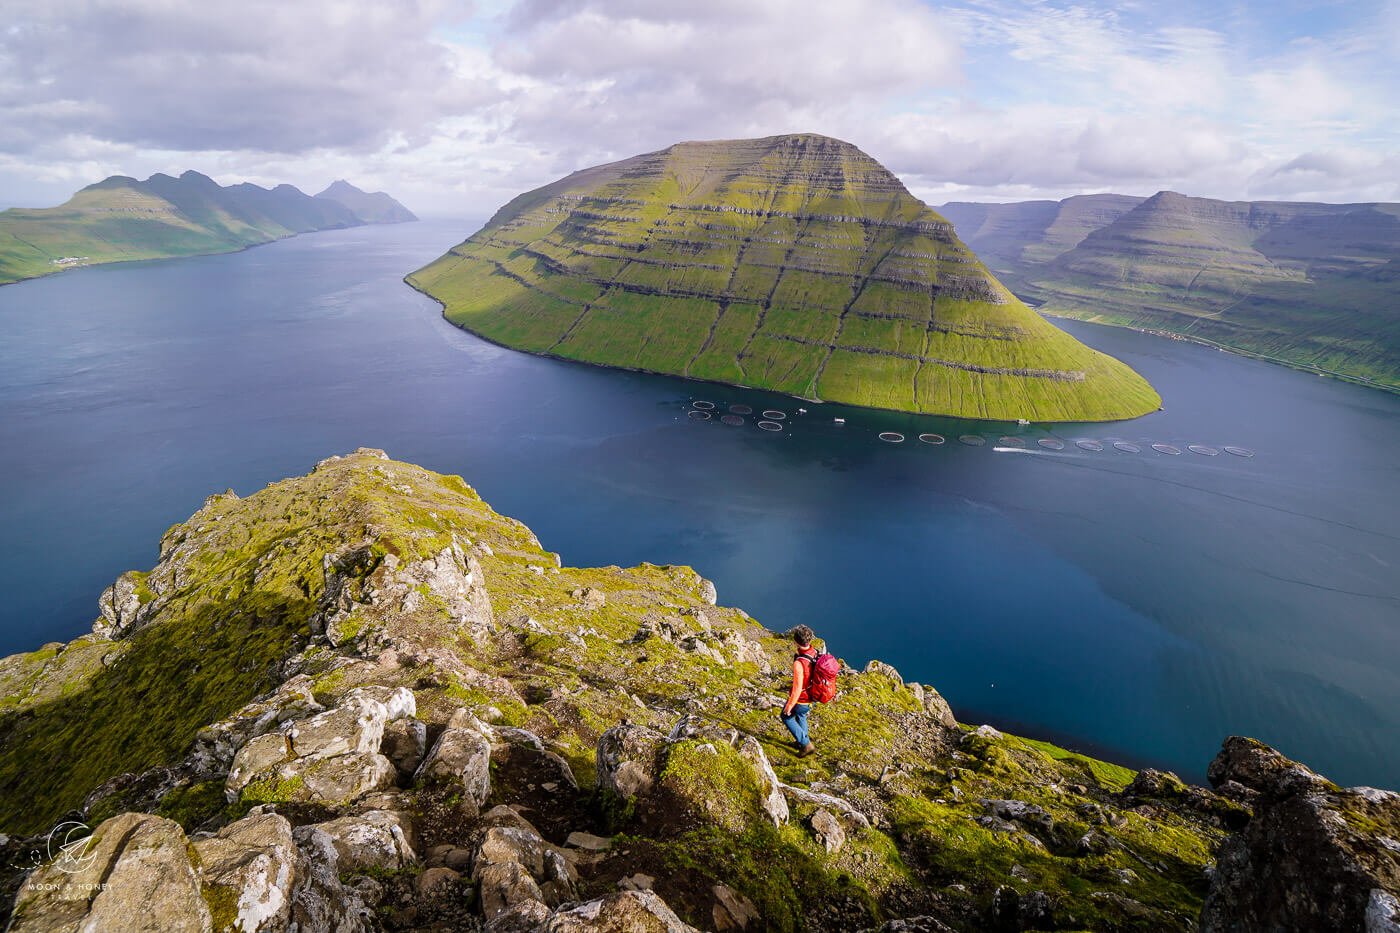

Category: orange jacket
[785, 647, 817, 713]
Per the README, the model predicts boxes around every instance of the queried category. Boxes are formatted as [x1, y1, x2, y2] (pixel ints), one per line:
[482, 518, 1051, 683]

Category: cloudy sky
[2, 0, 1397, 217]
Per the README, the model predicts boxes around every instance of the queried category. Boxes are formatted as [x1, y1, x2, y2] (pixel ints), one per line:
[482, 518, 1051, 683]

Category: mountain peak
[314, 180, 417, 224]
[408, 134, 1159, 422]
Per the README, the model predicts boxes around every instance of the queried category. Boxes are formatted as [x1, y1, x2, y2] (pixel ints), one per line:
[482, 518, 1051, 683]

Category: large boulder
[1200, 737, 1400, 932]
[287, 693, 389, 760]
[295, 752, 397, 804]
[414, 725, 492, 809]
[598, 719, 789, 834]
[288, 822, 374, 933]
[542, 890, 702, 932]
[10, 813, 210, 932]
[300, 810, 417, 875]
[473, 807, 578, 922]
[224, 691, 401, 807]
[596, 724, 668, 807]
[381, 717, 429, 780]
[191, 675, 324, 774]
[191, 812, 300, 933]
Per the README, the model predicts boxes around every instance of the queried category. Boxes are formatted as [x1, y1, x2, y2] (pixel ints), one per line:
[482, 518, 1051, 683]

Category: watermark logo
[46, 821, 97, 874]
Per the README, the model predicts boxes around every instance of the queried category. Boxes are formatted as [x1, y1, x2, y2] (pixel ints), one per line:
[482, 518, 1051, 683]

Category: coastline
[1039, 308, 1400, 396]
[0, 218, 421, 289]
[402, 273, 1163, 426]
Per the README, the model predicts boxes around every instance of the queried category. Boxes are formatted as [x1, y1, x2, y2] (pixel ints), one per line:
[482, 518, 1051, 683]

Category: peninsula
[0, 173, 416, 285]
[408, 134, 1160, 422]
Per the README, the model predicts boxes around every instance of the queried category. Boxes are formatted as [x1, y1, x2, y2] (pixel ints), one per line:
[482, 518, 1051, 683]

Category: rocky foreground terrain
[1, 449, 1396, 931]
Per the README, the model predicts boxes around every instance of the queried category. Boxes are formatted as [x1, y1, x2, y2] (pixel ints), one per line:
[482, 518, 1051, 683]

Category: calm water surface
[2, 220, 1397, 786]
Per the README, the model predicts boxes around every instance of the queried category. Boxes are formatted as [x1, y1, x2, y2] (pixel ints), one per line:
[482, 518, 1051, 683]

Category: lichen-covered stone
[415, 726, 492, 809]
[191, 812, 299, 933]
[10, 813, 210, 932]
[301, 810, 416, 875]
[542, 889, 700, 932]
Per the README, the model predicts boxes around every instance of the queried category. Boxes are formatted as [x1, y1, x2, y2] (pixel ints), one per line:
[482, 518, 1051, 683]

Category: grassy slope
[0, 452, 1225, 931]
[409, 134, 1161, 422]
[0, 172, 365, 285]
[947, 192, 1400, 390]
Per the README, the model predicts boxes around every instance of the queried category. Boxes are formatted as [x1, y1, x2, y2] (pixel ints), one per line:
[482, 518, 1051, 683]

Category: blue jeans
[782, 704, 811, 745]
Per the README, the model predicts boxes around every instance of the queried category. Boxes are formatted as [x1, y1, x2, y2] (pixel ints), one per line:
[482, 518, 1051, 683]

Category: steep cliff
[409, 134, 1160, 422]
[2, 451, 1389, 931]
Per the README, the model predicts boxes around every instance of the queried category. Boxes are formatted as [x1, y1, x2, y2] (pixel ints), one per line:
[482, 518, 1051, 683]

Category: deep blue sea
[2, 220, 1397, 786]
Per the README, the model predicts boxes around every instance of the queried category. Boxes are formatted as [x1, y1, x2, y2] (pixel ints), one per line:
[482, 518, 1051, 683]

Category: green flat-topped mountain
[408, 134, 1160, 422]
[0, 172, 415, 285]
[941, 192, 1400, 391]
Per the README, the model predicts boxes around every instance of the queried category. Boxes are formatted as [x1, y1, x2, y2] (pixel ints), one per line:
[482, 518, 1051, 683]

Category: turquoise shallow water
[1, 219, 1397, 785]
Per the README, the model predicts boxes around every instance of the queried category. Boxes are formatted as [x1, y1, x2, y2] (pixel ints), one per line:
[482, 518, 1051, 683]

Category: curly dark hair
[789, 624, 815, 647]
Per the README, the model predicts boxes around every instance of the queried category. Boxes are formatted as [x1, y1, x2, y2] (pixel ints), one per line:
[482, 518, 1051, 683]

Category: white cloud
[0, 0, 1396, 213]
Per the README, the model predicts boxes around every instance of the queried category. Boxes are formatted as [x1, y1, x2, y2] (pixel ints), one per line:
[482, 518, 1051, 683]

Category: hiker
[782, 624, 820, 757]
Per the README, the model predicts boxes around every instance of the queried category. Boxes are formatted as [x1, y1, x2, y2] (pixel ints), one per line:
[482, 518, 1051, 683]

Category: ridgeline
[0, 173, 416, 285]
[408, 134, 1160, 423]
[940, 192, 1400, 391]
[3, 450, 1395, 931]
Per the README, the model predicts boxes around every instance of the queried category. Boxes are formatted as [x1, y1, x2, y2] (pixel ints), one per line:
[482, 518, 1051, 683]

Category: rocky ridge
[407, 134, 1160, 422]
[1, 449, 1394, 931]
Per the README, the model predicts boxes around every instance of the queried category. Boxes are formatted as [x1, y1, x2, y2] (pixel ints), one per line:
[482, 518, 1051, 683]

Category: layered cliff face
[408, 134, 1161, 422]
[3, 451, 1391, 931]
[942, 191, 1400, 390]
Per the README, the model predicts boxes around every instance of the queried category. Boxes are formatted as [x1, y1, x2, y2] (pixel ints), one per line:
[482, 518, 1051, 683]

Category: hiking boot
[798, 742, 816, 758]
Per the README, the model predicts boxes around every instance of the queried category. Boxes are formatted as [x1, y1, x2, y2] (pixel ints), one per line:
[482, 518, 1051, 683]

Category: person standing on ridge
[782, 625, 819, 757]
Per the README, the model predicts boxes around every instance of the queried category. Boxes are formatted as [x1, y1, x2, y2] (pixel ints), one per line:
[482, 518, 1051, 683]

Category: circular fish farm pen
[762, 410, 787, 420]
[720, 415, 745, 426]
[729, 404, 754, 415]
[879, 432, 905, 443]
[1188, 445, 1220, 456]
[997, 436, 1027, 448]
[1223, 446, 1255, 458]
[959, 435, 987, 446]
[691, 400, 716, 410]
[757, 421, 783, 432]
[1151, 443, 1182, 455]
[687, 410, 712, 421]
[918, 433, 946, 445]
[1076, 439, 1105, 451]
[1112, 441, 1142, 453]
[1037, 438, 1065, 450]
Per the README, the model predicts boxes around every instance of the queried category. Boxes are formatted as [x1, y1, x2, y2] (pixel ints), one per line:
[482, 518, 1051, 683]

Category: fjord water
[2, 221, 1397, 787]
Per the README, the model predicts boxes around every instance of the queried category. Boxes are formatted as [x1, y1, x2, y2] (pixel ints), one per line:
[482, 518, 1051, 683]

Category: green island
[940, 192, 1400, 391]
[408, 134, 1161, 423]
[4, 449, 1393, 932]
[0, 172, 416, 285]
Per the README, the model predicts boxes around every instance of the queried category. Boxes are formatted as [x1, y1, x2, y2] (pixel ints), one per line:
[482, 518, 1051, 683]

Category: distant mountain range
[0, 172, 416, 285]
[939, 193, 1400, 390]
[409, 133, 1160, 423]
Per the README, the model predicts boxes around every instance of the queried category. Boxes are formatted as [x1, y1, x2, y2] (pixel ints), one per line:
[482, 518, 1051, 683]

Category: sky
[1, 0, 1397, 217]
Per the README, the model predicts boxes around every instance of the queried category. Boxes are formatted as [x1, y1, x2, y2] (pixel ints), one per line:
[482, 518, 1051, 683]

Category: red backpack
[799, 649, 841, 703]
